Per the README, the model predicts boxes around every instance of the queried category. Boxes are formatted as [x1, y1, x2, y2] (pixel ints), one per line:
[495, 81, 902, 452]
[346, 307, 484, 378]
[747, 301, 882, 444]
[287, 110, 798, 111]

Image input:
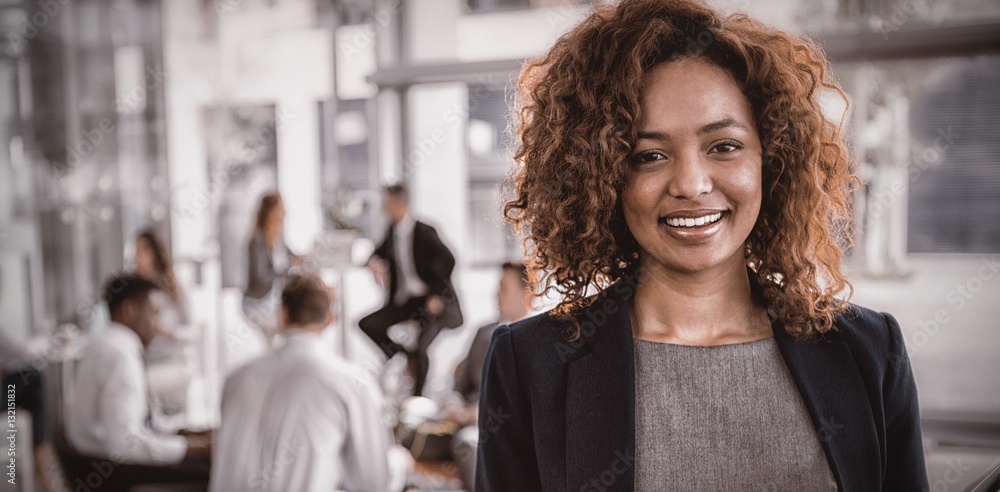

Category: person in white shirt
[64, 273, 211, 466]
[212, 274, 410, 492]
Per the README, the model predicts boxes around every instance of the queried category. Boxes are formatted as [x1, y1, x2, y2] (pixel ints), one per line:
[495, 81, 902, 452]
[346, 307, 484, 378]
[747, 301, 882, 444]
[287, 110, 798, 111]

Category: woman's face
[622, 58, 762, 277]
[269, 201, 285, 231]
[135, 236, 156, 277]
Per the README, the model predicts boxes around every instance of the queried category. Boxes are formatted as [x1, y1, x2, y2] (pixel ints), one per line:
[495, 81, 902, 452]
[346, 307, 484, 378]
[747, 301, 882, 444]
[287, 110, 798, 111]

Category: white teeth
[664, 212, 723, 228]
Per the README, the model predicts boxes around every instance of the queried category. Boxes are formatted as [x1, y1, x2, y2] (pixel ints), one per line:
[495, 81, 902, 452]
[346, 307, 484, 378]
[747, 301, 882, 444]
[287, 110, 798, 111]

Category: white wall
[164, 0, 331, 259]
[456, 4, 590, 61]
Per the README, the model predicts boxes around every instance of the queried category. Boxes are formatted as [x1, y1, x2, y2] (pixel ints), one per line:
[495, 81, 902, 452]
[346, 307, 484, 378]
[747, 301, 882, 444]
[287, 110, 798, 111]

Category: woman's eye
[711, 141, 743, 154]
[633, 151, 667, 163]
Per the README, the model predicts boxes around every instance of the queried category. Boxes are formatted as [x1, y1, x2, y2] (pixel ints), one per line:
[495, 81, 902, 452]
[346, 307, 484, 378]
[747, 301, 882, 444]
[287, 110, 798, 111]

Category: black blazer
[476, 273, 929, 491]
[372, 220, 463, 328]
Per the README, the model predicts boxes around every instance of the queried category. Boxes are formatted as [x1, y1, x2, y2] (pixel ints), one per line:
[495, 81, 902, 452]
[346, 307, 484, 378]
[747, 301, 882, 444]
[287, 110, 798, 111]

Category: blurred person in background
[64, 273, 210, 486]
[243, 192, 301, 345]
[447, 261, 532, 490]
[0, 267, 59, 492]
[360, 184, 464, 397]
[134, 228, 192, 337]
[212, 274, 411, 492]
[453, 262, 531, 411]
[477, 0, 927, 490]
[133, 228, 198, 417]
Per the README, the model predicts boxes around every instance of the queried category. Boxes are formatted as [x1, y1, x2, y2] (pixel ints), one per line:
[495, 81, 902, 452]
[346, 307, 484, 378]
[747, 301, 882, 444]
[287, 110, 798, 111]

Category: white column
[277, 98, 322, 253]
[406, 82, 469, 256]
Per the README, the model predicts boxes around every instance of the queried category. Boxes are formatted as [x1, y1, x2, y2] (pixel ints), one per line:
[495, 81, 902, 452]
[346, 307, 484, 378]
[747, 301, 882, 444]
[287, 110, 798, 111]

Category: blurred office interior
[1, 0, 999, 490]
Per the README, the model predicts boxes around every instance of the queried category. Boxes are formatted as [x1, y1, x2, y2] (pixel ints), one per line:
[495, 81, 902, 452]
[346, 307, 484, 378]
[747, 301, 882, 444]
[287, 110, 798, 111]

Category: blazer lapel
[772, 321, 882, 491]
[564, 282, 636, 491]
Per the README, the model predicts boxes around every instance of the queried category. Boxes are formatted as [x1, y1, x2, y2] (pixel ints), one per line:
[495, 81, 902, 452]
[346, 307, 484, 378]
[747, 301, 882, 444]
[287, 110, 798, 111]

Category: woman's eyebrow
[637, 117, 749, 141]
[636, 130, 669, 141]
[697, 117, 749, 135]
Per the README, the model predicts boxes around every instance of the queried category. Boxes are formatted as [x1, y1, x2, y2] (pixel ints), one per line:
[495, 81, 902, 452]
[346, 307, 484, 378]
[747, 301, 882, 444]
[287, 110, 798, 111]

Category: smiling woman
[479, 0, 929, 490]
[623, 59, 764, 297]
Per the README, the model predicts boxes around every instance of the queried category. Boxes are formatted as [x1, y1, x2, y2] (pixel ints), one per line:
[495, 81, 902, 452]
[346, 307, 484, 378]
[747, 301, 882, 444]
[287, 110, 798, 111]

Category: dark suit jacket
[372, 220, 463, 328]
[455, 321, 500, 403]
[476, 274, 929, 491]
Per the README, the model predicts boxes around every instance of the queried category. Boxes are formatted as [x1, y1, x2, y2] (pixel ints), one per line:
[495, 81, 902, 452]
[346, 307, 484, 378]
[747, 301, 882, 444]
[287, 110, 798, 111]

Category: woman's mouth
[657, 211, 728, 242]
[660, 212, 724, 228]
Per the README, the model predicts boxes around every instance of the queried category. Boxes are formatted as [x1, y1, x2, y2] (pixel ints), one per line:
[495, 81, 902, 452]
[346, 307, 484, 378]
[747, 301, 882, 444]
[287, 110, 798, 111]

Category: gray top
[244, 232, 293, 299]
[634, 336, 838, 491]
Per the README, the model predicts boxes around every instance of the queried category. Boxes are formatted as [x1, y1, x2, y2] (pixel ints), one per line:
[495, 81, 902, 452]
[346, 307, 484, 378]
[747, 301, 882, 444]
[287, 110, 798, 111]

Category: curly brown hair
[503, 0, 858, 339]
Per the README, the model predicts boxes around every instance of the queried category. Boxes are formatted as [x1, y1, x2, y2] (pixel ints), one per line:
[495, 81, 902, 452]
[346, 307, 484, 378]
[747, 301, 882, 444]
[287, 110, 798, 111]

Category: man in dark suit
[449, 261, 531, 490]
[360, 184, 463, 396]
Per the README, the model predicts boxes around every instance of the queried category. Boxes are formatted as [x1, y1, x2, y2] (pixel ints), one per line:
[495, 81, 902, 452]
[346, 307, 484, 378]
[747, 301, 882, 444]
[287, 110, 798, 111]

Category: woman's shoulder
[825, 303, 909, 368]
[495, 310, 569, 349]
[830, 302, 900, 338]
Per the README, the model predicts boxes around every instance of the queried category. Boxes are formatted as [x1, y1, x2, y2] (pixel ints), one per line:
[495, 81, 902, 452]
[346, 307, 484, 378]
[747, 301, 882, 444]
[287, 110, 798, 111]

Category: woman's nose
[666, 152, 713, 199]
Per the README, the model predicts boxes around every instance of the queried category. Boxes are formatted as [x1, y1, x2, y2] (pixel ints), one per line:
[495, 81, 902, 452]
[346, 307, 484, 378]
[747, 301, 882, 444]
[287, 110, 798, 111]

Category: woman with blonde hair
[477, 0, 928, 490]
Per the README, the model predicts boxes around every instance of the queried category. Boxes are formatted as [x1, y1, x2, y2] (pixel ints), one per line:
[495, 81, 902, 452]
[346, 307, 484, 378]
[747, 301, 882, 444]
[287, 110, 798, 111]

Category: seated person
[133, 228, 198, 418]
[64, 273, 210, 466]
[1, 280, 59, 492]
[211, 274, 410, 492]
[448, 261, 532, 488]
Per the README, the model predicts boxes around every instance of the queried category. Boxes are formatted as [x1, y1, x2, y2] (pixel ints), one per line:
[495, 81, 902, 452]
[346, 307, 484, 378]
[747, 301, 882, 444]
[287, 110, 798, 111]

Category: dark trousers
[58, 451, 210, 492]
[3, 369, 46, 446]
[359, 296, 445, 396]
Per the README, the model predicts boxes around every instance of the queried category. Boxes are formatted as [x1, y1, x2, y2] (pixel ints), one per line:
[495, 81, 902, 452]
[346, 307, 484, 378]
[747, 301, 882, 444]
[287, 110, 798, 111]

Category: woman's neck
[263, 227, 279, 248]
[136, 267, 158, 283]
[629, 257, 771, 346]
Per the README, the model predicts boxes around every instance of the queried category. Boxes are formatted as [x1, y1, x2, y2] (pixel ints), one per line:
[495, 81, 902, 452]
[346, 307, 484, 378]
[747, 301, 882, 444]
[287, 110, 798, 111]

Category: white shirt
[64, 322, 187, 464]
[211, 330, 404, 492]
[392, 213, 428, 305]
